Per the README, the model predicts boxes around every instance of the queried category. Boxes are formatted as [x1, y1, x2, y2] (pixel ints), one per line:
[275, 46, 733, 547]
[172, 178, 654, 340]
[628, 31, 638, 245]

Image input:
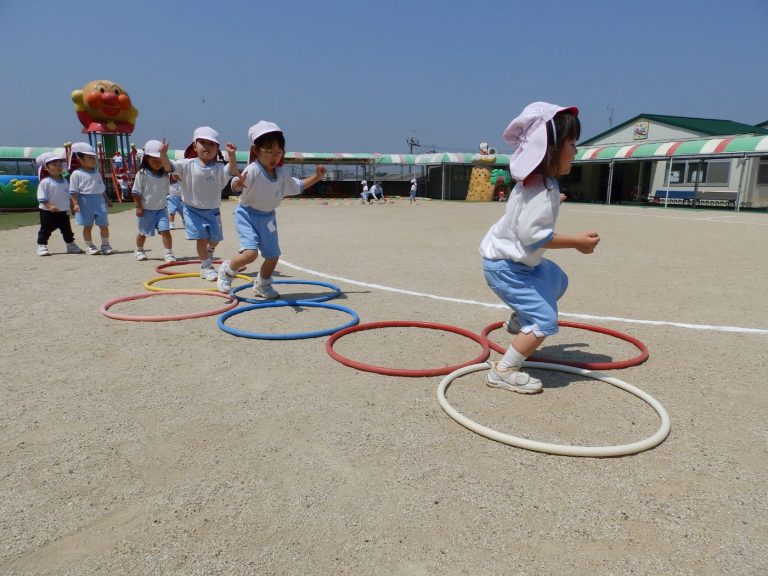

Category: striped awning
[576, 134, 768, 161]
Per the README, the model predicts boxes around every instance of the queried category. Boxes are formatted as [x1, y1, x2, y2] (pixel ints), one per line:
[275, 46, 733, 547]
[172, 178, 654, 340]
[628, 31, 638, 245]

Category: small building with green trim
[566, 114, 768, 208]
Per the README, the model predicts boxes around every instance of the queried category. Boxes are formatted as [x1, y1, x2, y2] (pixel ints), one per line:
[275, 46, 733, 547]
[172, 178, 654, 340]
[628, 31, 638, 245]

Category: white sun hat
[192, 126, 220, 145]
[502, 101, 578, 181]
[36, 151, 67, 178]
[248, 121, 282, 143]
[143, 139, 164, 158]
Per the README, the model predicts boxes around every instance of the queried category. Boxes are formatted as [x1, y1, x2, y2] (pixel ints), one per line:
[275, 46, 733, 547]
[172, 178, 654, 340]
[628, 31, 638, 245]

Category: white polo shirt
[236, 162, 303, 212]
[69, 168, 105, 196]
[37, 177, 71, 212]
[170, 158, 232, 209]
[132, 169, 170, 211]
[479, 176, 560, 267]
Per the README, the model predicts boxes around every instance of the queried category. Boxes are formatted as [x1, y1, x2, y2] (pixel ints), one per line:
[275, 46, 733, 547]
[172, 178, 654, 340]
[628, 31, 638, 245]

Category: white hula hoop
[437, 361, 671, 457]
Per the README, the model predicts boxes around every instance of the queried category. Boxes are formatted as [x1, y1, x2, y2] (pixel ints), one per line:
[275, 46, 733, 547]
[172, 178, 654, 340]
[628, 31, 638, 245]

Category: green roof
[580, 114, 768, 146]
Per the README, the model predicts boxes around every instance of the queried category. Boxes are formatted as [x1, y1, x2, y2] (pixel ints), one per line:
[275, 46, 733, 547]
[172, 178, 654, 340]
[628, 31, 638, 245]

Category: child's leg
[59, 213, 75, 244]
[136, 233, 146, 250]
[196, 238, 210, 261]
[258, 256, 279, 281]
[82, 224, 94, 244]
[160, 230, 173, 250]
[37, 210, 56, 246]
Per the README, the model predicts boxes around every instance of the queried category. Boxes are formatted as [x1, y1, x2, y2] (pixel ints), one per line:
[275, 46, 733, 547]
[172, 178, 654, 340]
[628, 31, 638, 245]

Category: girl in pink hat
[479, 102, 600, 394]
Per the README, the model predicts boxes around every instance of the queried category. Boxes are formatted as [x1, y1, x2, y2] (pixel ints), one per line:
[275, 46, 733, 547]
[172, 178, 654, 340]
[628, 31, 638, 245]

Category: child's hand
[316, 165, 327, 177]
[226, 143, 237, 155]
[233, 173, 247, 192]
[160, 139, 169, 156]
[136, 207, 144, 217]
[72, 204, 80, 213]
[576, 231, 600, 254]
[559, 193, 566, 204]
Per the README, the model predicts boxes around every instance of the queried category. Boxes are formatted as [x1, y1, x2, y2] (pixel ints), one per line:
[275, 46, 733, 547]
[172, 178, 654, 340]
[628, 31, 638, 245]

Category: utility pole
[607, 105, 616, 129]
[407, 136, 421, 154]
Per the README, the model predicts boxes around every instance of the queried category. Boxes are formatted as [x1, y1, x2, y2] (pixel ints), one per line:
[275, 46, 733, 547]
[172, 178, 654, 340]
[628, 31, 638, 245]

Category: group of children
[36, 121, 326, 299]
[35, 102, 599, 393]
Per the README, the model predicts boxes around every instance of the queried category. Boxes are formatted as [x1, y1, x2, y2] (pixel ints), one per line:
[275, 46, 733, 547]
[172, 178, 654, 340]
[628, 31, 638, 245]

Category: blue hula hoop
[218, 300, 359, 340]
[231, 279, 342, 305]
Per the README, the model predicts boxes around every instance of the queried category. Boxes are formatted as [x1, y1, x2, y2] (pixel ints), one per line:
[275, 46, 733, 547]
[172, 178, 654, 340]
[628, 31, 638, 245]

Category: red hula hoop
[326, 320, 490, 377]
[100, 289, 237, 322]
[480, 320, 649, 370]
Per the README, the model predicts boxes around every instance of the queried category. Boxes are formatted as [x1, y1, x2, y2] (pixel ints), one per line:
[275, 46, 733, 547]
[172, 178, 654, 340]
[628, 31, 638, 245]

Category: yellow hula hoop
[144, 272, 252, 292]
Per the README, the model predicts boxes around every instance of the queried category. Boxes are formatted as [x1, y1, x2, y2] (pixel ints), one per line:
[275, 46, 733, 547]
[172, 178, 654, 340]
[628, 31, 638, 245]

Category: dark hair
[140, 154, 167, 175]
[535, 110, 580, 179]
[253, 131, 285, 150]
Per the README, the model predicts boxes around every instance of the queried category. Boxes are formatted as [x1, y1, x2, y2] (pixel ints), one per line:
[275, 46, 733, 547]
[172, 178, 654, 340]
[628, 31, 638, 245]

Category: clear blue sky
[2, 0, 766, 153]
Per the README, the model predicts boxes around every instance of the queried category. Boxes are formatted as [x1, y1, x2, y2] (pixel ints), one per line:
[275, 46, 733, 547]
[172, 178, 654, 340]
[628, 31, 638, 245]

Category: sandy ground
[1, 197, 767, 575]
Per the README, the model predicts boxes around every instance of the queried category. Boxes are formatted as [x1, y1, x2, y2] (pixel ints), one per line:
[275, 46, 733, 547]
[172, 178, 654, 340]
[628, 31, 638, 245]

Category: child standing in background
[167, 174, 184, 229]
[160, 127, 239, 280]
[35, 151, 83, 256]
[131, 140, 176, 262]
[216, 121, 326, 297]
[409, 178, 417, 204]
[480, 102, 600, 394]
[68, 142, 114, 255]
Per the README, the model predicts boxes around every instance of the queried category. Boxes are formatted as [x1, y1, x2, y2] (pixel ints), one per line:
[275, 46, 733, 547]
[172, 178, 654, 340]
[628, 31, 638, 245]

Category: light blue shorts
[74, 194, 109, 227]
[482, 257, 568, 337]
[167, 195, 183, 215]
[183, 205, 223, 241]
[137, 208, 170, 237]
[233, 204, 280, 259]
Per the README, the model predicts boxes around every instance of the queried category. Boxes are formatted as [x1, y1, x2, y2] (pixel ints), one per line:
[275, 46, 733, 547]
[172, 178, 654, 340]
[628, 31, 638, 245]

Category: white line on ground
[280, 259, 768, 335]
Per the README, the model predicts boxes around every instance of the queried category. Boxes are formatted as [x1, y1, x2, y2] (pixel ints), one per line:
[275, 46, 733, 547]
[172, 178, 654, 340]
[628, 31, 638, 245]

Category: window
[758, 157, 768, 185]
[666, 162, 685, 184]
[664, 159, 730, 185]
[686, 161, 706, 184]
[705, 161, 730, 184]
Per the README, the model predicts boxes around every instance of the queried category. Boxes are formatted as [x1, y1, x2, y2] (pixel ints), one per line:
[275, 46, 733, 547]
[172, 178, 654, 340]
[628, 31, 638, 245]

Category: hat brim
[508, 123, 549, 181]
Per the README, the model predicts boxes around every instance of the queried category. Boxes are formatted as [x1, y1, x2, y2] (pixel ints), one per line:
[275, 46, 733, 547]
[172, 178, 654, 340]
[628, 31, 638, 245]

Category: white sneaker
[66, 242, 84, 254]
[169, 222, 175, 230]
[164, 252, 177, 263]
[36, 244, 50, 256]
[503, 311, 521, 335]
[253, 278, 280, 299]
[216, 260, 235, 293]
[486, 361, 542, 394]
[200, 266, 218, 281]
[101, 243, 114, 255]
[86, 245, 101, 255]
[135, 249, 148, 261]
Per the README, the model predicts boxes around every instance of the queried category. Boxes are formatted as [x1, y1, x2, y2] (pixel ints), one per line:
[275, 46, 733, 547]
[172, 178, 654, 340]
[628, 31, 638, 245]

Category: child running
[167, 174, 184, 229]
[131, 140, 176, 262]
[160, 127, 239, 280]
[480, 102, 600, 394]
[35, 151, 83, 256]
[216, 121, 326, 297]
[68, 142, 114, 255]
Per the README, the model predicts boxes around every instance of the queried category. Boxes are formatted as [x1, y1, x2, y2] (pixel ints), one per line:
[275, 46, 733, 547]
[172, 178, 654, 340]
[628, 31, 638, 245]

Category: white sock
[499, 347, 526, 371]
[101, 237, 109, 245]
[201, 258, 212, 269]
[164, 248, 173, 254]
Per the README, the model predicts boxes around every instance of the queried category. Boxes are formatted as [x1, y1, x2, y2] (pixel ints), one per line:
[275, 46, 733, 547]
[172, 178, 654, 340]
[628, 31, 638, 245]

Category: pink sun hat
[503, 101, 578, 181]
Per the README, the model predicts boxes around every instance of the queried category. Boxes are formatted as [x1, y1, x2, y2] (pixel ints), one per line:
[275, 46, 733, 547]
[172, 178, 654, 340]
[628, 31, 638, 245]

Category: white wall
[591, 120, 703, 146]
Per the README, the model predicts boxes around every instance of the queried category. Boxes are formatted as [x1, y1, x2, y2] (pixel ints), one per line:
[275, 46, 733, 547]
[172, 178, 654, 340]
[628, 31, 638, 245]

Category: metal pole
[606, 161, 615, 205]
[664, 159, 673, 208]
[735, 154, 747, 213]
[441, 163, 446, 201]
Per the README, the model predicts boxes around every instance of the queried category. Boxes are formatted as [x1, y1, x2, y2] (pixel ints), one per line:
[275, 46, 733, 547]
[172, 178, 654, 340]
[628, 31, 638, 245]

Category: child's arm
[103, 191, 113, 208]
[68, 173, 80, 213]
[225, 143, 239, 176]
[132, 193, 144, 216]
[301, 165, 327, 189]
[160, 139, 173, 173]
[544, 231, 600, 254]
